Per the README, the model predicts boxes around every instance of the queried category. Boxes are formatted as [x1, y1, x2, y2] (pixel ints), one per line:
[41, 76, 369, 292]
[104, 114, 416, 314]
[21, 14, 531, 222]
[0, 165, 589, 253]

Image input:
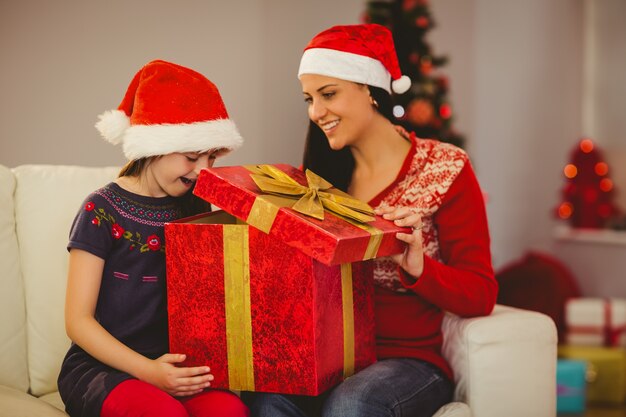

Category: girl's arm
[65, 249, 213, 396]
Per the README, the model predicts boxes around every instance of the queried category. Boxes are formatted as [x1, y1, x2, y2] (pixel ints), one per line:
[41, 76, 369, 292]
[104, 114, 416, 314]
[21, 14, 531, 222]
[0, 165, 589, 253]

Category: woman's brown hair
[302, 85, 395, 192]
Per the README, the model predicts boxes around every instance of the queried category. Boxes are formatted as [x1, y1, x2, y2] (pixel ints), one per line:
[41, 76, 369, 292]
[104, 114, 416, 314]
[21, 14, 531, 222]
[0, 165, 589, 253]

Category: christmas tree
[556, 138, 620, 229]
[363, 0, 465, 148]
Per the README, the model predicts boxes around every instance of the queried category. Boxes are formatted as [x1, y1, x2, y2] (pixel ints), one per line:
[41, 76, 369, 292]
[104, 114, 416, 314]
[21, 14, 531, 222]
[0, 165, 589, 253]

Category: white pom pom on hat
[95, 110, 130, 145]
[392, 75, 411, 94]
[298, 24, 411, 95]
[95, 60, 243, 161]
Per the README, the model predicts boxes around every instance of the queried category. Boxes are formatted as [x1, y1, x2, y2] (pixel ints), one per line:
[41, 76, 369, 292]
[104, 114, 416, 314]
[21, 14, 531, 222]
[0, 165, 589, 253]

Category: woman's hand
[375, 206, 425, 279]
[141, 354, 214, 397]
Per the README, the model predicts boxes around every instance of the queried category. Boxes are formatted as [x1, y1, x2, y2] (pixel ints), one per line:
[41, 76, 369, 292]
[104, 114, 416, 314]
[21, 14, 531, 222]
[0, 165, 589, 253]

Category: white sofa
[0, 164, 558, 417]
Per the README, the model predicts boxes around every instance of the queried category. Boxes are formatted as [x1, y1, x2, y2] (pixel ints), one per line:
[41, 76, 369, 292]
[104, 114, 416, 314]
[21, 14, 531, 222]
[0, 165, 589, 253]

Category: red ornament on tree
[403, 0, 418, 11]
[415, 16, 430, 28]
[555, 138, 620, 228]
[406, 98, 434, 126]
[439, 103, 452, 119]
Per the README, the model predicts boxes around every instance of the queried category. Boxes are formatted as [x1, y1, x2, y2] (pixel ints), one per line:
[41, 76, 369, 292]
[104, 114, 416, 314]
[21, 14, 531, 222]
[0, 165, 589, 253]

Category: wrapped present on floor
[165, 164, 408, 395]
[558, 345, 626, 404]
[557, 359, 588, 413]
[565, 298, 626, 347]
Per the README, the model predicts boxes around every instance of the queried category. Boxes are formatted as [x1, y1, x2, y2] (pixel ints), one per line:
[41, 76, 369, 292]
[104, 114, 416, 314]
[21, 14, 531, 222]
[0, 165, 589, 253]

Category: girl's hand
[142, 354, 214, 397]
[375, 206, 425, 279]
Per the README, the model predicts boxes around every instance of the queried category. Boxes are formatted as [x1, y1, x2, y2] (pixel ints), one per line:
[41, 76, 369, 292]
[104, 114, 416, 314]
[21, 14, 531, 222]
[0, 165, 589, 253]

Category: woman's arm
[409, 163, 497, 316]
[379, 163, 498, 317]
[65, 249, 213, 396]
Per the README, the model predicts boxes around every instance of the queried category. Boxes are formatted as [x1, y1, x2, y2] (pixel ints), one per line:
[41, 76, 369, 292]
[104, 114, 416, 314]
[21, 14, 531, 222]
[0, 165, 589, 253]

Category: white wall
[583, 0, 626, 149]
[0, 0, 363, 168]
[1, 1, 591, 269]
[429, 0, 584, 267]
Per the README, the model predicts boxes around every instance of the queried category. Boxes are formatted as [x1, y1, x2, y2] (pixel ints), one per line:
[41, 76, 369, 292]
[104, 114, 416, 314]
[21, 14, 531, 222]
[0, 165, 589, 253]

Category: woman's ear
[357, 84, 377, 108]
[364, 86, 379, 108]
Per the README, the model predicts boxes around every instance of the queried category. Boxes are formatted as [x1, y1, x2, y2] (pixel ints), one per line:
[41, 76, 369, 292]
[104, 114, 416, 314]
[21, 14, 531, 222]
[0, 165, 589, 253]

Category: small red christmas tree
[556, 138, 620, 229]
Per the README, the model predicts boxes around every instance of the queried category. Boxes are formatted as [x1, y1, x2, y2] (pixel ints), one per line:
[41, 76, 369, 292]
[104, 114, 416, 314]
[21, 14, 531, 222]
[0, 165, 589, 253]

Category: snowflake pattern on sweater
[373, 136, 468, 293]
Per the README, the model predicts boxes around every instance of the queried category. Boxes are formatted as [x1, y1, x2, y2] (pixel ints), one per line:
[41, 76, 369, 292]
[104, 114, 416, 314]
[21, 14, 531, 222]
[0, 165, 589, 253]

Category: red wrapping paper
[166, 211, 377, 395]
[193, 164, 407, 266]
[166, 164, 408, 394]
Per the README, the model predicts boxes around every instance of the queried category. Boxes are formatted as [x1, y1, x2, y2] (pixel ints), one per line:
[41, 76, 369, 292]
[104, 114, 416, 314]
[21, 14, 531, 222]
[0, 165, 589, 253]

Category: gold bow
[249, 165, 375, 223]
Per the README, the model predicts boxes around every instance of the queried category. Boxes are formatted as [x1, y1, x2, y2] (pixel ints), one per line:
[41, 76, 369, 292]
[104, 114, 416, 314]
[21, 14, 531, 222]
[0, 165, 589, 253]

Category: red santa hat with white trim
[298, 24, 411, 95]
[96, 60, 243, 160]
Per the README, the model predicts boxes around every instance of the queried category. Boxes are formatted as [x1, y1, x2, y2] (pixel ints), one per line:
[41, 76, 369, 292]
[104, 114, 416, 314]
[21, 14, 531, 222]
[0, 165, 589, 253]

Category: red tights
[101, 379, 249, 417]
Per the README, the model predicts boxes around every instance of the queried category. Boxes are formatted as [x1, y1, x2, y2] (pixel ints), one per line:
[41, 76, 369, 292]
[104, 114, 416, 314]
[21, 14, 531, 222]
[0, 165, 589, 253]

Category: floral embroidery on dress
[86, 202, 165, 253]
[146, 235, 162, 251]
[96, 187, 180, 226]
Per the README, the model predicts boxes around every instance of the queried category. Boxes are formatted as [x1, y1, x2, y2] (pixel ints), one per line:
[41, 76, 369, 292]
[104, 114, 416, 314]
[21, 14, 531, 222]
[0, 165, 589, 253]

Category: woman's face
[300, 74, 376, 150]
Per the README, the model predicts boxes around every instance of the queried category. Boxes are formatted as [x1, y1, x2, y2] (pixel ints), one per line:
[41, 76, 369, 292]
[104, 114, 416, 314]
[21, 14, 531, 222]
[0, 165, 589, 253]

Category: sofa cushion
[0, 165, 29, 392]
[432, 402, 471, 417]
[39, 391, 67, 413]
[13, 165, 119, 396]
[0, 385, 67, 417]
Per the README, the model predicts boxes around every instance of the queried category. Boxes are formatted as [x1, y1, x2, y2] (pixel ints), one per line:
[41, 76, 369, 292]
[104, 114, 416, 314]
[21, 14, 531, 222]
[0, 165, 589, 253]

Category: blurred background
[1, 0, 624, 274]
[2, 1, 626, 414]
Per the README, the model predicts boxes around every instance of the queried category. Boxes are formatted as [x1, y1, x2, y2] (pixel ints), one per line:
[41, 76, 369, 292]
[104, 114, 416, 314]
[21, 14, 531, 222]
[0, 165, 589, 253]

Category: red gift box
[192, 164, 406, 265]
[166, 164, 408, 395]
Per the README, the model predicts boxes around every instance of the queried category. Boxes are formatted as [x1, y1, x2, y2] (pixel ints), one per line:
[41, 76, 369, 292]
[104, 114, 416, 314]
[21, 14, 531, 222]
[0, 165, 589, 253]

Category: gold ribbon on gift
[248, 164, 375, 222]
[223, 225, 255, 391]
[342, 217, 384, 262]
[244, 165, 383, 260]
[222, 222, 357, 388]
[341, 263, 355, 378]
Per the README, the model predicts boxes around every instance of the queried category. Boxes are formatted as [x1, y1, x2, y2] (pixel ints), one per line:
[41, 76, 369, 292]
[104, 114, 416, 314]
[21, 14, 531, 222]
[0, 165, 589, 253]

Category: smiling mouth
[180, 177, 194, 186]
[320, 120, 339, 131]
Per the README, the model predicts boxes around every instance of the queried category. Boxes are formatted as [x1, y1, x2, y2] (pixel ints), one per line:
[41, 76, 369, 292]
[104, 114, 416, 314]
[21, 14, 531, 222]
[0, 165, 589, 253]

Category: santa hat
[96, 60, 243, 160]
[298, 24, 411, 95]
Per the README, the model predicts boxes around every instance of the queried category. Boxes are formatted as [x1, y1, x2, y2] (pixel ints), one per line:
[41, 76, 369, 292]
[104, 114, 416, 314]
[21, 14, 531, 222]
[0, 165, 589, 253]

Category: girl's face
[145, 149, 224, 197]
[300, 74, 376, 150]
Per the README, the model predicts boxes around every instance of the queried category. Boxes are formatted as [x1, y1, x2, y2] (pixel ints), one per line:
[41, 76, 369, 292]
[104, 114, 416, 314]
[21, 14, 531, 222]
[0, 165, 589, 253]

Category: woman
[243, 24, 498, 417]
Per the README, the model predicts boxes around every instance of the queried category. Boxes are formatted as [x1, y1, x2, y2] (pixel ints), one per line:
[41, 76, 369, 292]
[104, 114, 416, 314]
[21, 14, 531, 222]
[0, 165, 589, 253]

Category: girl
[58, 60, 249, 417]
[242, 24, 498, 417]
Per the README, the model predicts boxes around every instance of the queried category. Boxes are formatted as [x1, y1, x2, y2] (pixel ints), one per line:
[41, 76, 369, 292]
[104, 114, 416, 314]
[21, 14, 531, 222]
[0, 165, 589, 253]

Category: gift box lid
[193, 164, 408, 266]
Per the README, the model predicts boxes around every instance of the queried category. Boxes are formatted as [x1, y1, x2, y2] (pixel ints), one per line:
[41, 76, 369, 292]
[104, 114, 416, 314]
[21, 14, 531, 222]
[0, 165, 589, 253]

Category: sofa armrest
[442, 304, 557, 417]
